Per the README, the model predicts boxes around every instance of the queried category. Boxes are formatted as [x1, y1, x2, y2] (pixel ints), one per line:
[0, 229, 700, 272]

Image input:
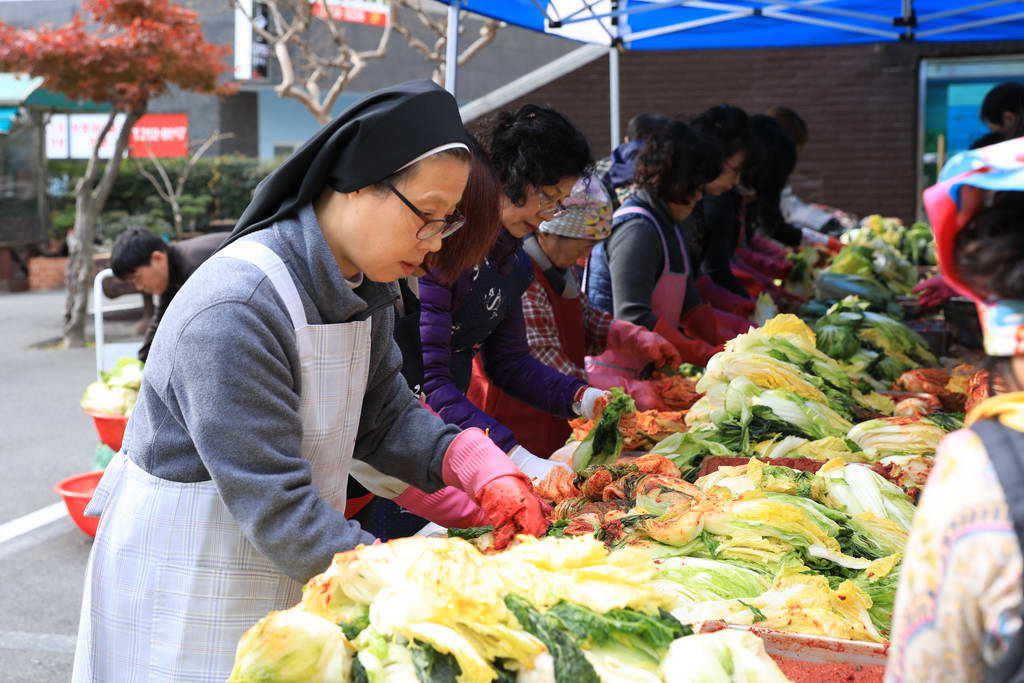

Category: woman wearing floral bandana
[468, 177, 680, 458]
[887, 138, 1024, 683]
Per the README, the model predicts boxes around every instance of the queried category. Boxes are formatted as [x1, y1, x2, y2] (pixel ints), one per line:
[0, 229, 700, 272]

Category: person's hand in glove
[801, 227, 843, 255]
[477, 475, 551, 549]
[586, 374, 668, 411]
[574, 386, 608, 420]
[913, 275, 956, 308]
[622, 379, 668, 411]
[607, 319, 682, 369]
[508, 445, 572, 483]
[442, 428, 550, 548]
[681, 303, 751, 346]
[534, 466, 580, 503]
[654, 317, 722, 366]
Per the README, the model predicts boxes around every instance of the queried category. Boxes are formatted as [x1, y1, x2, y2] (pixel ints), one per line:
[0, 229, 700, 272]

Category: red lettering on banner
[128, 113, 189, 158]
[310, 2, 389, 26]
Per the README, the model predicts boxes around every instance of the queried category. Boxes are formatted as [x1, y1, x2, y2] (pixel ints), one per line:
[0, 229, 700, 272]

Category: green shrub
[46, 155, 281, 232]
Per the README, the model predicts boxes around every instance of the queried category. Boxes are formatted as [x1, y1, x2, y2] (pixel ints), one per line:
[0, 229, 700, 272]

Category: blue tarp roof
[441, 1, 1024, 50]
[0, 107, 17, 134]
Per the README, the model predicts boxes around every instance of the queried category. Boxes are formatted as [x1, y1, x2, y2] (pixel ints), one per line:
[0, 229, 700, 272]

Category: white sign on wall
[67, 113, 127, 159]
[47, 113, 125, 159]
[46, 114, 69, 158]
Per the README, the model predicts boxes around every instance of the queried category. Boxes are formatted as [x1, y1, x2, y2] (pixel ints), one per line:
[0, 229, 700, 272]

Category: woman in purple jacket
[415, 105, 605, 475]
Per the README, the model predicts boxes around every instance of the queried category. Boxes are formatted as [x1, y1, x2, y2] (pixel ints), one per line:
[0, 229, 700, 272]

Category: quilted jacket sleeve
[418, 271, 519, 452]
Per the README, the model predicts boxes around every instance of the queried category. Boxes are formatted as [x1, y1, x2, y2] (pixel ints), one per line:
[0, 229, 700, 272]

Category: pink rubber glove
[607, 319, 682, 369]
[913, 275, 956, 308]
[622, 379, 668, 411]
[750, 232, 791, 261]
[392, 485, 488, 529]
[442, 428, 550, 547]
[587, 374, 668, 411]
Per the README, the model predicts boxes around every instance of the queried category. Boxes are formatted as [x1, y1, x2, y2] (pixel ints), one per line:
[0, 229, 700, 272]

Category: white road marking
[0, 630, 77, 654]
[0, 503, 69, 545]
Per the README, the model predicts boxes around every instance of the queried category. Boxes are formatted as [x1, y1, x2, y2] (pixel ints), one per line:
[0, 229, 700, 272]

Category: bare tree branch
[136, 158, 175, 205]
[136, 130, 235, 237]
[230, 0, 394, 125]
[391, 1, 503, 84]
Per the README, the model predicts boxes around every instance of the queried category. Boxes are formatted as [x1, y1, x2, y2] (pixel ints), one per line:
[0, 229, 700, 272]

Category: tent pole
[902, 0, 914, 39]
[609, 46, 620, 151]
[445, 3, 459, 95]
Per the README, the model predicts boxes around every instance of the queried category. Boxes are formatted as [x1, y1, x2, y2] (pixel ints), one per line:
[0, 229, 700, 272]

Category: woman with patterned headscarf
[468, 177, 680, 457]
[887, 138, 1024, 683]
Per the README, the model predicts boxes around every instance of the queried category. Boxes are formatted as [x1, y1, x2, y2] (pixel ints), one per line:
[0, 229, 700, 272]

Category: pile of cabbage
[822, 242, 918, 299]
[842, 215, 936, 267]
[80, 357, 144, 416]
[672, 459, 907, 643]
[677, 315, 892, 459]
[647, 314, 955, 491]
[790, 216, 935, 315]
[814, 297, 939, 389]
[544, 455, 911, 645]
[228, 535, 791, 682]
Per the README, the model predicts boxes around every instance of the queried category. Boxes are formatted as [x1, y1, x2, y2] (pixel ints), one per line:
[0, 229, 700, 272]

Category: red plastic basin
[54, 470, 104, 537]
[85, 410, 129, 452]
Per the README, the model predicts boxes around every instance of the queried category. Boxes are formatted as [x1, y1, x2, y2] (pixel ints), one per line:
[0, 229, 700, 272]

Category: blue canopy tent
[439, 1, 1024, 143]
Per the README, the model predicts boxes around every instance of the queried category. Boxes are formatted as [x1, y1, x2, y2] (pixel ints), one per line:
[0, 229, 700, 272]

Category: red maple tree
[0, 0, 236, 347]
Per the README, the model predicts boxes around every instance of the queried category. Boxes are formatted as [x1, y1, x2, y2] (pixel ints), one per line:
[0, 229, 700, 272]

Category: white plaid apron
[72, 239, 372, 682]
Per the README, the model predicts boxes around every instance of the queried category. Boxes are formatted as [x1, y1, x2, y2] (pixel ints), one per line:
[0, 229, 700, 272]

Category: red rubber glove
[912, 275, 957, 308]
[607, 319, 682, 369]
[695, 274, 755, 317]
[653, 317, 722, 366]
[587, 373, 668, 411]
[680, 303, 750, 346]
[442, 429, 551, 548]
[477, 475, 551, 549]
[736, 247, 794, 280]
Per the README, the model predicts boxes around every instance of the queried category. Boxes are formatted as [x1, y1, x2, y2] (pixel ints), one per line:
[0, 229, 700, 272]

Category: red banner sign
[129, 113, 189, 158]
[311, 1, 389, 26]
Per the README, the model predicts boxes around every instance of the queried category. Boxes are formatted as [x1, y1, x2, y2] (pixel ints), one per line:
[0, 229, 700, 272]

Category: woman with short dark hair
[586, 119, 725, 372]
[408, 104, 632, 472]
[685, 105, 761, 331]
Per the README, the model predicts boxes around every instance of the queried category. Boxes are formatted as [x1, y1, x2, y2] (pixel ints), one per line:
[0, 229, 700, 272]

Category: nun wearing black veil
[71, 80, 550, 683]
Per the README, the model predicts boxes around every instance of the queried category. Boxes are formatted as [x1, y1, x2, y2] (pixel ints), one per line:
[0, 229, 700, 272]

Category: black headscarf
[224, 79, 471, 246]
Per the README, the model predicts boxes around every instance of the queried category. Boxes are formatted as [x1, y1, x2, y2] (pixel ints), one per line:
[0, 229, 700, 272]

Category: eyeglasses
[536, 188, 569, 218]
[384, 180, 466, 240]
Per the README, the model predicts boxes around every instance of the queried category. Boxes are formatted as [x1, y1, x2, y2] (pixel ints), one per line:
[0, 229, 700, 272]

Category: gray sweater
[605, 191, 700, 330]
[123, 203, 460, 582]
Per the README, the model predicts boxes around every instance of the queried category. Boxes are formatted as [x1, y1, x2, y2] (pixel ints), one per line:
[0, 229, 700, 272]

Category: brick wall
[502, 40, 1024, 223]
[28, 257, 69, 291]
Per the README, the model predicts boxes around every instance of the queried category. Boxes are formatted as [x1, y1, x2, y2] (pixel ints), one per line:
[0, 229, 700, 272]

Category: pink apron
[586, 206, 689, 379]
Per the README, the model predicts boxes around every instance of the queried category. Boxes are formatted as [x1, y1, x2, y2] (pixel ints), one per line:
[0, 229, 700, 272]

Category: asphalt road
[0, 289, 143, 682]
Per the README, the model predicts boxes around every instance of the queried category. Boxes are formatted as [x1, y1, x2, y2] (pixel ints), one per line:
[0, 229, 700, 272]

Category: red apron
[467, 262, 587, 458]
[585, 205, 689, 379]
